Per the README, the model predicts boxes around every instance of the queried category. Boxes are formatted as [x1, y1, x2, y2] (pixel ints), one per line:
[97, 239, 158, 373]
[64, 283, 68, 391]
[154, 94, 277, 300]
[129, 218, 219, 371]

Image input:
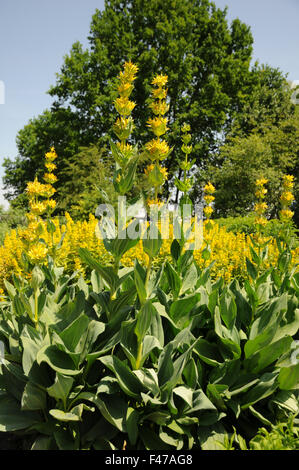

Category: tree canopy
[2, 0, 298, 222]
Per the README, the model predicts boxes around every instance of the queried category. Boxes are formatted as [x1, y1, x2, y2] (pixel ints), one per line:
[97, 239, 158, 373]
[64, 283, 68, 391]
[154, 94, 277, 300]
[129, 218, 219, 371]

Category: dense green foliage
[215, 214, 298, 239]
[0, 237, 298, 449]
[247, 415, 299, 450]
[0, 206, 26, 244]
[206, 109, 299, 225]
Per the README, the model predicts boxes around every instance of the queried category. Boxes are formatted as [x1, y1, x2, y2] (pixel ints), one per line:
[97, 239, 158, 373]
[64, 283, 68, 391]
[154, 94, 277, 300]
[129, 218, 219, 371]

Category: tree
[3, 0, 256, 213]
[4, 0, 297, 220]
[3, 108, 83, 201]
[58, 144, 117, 219]
[207, 110, 299, 224]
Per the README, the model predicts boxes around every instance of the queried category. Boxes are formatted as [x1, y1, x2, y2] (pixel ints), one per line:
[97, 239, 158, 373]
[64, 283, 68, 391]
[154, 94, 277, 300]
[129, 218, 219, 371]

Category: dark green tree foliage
[3, 108, 82, 201]
[205, 86, 299, 224]
[58, 145, 116, 219]
[3, 0, 256, 212]
[3, 0, 297, 218]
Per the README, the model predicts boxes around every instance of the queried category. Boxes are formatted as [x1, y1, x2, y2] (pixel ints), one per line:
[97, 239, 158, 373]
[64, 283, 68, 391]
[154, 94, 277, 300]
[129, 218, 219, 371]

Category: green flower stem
[34, 288, 39, 329]
[145, 255, 152, 290]
[135, 342, 143, 370]
[135, 254, 153, 369]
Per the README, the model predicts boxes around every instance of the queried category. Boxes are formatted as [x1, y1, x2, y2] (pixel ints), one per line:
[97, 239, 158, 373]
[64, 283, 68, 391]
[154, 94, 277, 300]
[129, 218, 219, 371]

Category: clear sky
[0, 0, 298, 208]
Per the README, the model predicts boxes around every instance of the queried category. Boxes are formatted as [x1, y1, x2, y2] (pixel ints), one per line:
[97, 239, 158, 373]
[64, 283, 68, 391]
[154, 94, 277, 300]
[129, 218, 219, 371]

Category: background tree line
[2, 0, 298, 224]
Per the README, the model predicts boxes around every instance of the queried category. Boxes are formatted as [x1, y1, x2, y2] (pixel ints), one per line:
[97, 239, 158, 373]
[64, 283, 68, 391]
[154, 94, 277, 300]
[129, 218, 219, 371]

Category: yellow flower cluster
[144, 163, 168, 190]
[280, 175, 295, 221]
[144, 74, 170, 204]
[203, 182, 216, 220]
[112, 61, 138, 166]
[254, 178, 268, 226]
[1, 213, 298, 291]
[23, 147, 58, 264]
[0, 214, 110, 289]
[113, 61, 138, 119]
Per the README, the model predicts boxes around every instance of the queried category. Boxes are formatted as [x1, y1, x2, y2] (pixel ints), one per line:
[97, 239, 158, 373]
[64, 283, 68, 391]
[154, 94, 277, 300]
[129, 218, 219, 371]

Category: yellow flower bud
[147, 117, 168, 137]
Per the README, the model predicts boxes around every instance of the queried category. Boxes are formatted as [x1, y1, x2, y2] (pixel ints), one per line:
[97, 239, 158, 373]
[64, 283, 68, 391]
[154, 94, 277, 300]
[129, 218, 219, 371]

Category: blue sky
[0, 0, 298, 208]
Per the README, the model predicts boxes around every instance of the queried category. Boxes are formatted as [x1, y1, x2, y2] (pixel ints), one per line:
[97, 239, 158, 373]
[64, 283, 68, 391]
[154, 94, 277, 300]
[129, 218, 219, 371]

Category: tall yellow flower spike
[254, 177, 268, 227]
[145, 73, 170, 204]
[280, 174, 295, 221]
[203, 182, 215, 223]
[112, 61, 138, 167]
[23, 147, 58, 264]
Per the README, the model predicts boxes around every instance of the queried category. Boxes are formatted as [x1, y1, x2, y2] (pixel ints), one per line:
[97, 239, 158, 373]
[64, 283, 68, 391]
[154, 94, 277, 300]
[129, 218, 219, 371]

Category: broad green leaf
[59, 314, 90, 352]
[170, 239, 181, 263]
[187, 389, 217, 414]
[50, 404, 91, 422]
[180, 262, 198, 295]
[134, 260, 147, 304]
[173, 386, 193, 408]
[77, 392, 127, 432]
[209, 359, 240, 387]
[0, 394, 42, 431]
[230, 285, 252, 328]
[99, 355, 144, 398]
[153, 302, 178, 329]
[157, 343, 175, 388]
[110, 286, 136, 316]
[241, 371, 279, 409]
[133, 368, 160, 395]
[126, 407, 139, 445]
[47, 373, 74, 405]
[96, 377, 119, 395]
[78, 248, 119, 292]
[246, 258, 258, 280]
[54, 426, 80, 450]
[214, 308, 241, 359]
[120, 319, 138, 368]
[164, 261, 182, 297]
[13, 295, 25, 317]
[193, 339, 222, 367]
[105, 228, 140, 259]
[169, 293, 201, 328]
[245, 297, 289, 358]
[208, 288, 218, 315]
[90, 269, 103, 293]
[31, 436, 53, 450]
[270, 390, 299, 415]
[135, 301, 154, 342]
[50, 407, 82, 422]
[37, 345, 81, 376]
[162, 338, 200, 392]
[219, 290, 237, 330]
[148, 304, 164, 347]
[143, 411, 170, 425]
[248, 294, 288, 342]
[198, 423, 228, 450]
[244, 336, 293, 373]
[140, 428, 171, 450]
[183, 358, 198, 389]
[249, 406, 272, 426]
[142, 226, 162, 258]
[140, 335, 163, 366]
[21, 337, 42, 377]
[278, 364, 299, 390]
[21, 381, 46, 411]
[3, 280, 16, 299]
[1, 362, 26, 401]
[206, 384, 228, 411]
[159, 429, 182, 448]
